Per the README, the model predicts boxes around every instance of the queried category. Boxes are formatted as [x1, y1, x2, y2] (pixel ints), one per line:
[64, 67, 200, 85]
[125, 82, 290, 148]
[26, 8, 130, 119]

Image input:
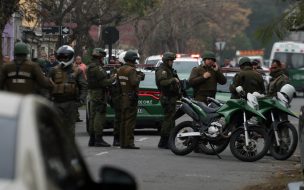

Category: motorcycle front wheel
[169, 121, 199, 156]
[269, 122, 298, 160]
[230, 126, 270, 162]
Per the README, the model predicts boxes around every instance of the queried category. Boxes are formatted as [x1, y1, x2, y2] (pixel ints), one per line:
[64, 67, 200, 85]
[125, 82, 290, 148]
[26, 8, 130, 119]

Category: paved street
[76, 97, 303, 190]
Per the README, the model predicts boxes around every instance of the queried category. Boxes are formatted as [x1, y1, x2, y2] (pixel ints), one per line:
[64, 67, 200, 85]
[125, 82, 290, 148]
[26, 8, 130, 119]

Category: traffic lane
[76, 111, 298, 190]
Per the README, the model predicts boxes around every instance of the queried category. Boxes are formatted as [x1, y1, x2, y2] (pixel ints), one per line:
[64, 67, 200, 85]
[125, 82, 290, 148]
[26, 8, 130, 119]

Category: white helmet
[279, 84, 296, 103]
[118, 51, 127, 64]
[55, 45, 75, 67]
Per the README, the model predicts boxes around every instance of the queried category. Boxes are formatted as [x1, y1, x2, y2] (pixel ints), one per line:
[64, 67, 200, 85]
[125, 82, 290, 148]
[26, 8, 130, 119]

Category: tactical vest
[86, 64, 107, 89]
[117, 64, 138, 98]
[2, 60, 36, 94]
[51, 65, 79, 100]
[156, 64, 180, 97]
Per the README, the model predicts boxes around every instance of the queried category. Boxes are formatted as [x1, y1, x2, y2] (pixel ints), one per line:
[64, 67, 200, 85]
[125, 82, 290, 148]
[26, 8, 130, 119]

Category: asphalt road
[76, 97, 303, 190]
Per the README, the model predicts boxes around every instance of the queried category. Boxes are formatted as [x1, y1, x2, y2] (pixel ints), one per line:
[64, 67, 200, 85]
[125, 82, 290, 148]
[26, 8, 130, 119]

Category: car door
[35, 103, 96, 190]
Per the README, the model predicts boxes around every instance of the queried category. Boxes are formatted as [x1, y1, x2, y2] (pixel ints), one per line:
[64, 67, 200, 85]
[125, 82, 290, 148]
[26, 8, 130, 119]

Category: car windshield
[139, 72, 156, 88]
[274, 52, 304, 69]
[173, 60, 199, 73]
[0, 117, 17, 179]
[146, 59, 160, 65]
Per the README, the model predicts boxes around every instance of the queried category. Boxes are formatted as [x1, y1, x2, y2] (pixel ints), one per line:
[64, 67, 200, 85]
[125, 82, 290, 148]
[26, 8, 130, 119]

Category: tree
[254, 0, 301, 44]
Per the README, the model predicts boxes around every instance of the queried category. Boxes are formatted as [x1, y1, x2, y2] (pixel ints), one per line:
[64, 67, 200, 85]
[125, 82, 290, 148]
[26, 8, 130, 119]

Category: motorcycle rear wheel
[169, 121, 199, 156]
[230, 126, 270, 162]
[269, 122, 298, 160]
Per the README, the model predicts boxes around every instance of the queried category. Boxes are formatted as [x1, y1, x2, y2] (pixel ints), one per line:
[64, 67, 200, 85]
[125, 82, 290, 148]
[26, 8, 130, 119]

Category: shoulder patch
[161, 71, 167, 78]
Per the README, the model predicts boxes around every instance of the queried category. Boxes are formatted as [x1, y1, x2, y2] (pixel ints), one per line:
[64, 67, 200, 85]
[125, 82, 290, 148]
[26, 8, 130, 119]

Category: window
[0, 117, 17, 179]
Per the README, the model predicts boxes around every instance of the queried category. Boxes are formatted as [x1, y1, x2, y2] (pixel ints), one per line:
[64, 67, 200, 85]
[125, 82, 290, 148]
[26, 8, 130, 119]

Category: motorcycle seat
[192, 100, 219, 113]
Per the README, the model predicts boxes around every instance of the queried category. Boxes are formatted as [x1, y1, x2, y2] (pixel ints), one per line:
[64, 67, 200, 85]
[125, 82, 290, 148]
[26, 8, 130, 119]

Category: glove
[137, 71, 145, 81]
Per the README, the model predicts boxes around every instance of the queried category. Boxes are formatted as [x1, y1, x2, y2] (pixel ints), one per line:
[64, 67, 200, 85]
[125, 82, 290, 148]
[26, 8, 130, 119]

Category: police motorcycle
[254, 84, 298, 160]
[170, 85, 271, 162]
[207, 84, 298, 160]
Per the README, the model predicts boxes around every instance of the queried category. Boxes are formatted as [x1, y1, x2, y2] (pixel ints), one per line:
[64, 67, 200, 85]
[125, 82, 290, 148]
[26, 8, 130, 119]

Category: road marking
[136, 138, 148, 142]
[96, 151, 109, 156]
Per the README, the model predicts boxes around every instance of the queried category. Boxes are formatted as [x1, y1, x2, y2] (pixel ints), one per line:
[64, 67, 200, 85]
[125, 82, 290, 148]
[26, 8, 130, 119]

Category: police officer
[108, 51, 125, 146]
[87, 48, 116, 147]
[267, 59, 289, 97]
[230, 57, 265, 98]
[118, 50, 144, 149]
[189, 51, 227, 104]
[48, 45, 87, 140]
[155, 52, 180, 149]
[0, 42, 52, 94]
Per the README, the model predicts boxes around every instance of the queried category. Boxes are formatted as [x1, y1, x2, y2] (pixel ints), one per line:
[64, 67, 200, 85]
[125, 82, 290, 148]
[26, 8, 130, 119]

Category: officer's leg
[125, 106, 137, 147]
[120, 108, 127, 148]
[94, 102, 110, 147]
[113, 103, 121, 146]
[88, 101, 96, 146]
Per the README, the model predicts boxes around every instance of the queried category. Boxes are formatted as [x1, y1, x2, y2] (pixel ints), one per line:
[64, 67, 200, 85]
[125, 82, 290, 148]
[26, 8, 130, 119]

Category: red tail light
[139, 90, 160, 100]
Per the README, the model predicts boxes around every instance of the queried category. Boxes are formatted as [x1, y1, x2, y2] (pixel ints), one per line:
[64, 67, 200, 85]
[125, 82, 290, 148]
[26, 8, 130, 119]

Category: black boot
[113, 135, 120, 146]
[158, 136, 169, 149]
[88, 134, 95, 147]
[95, 135, 111, 147]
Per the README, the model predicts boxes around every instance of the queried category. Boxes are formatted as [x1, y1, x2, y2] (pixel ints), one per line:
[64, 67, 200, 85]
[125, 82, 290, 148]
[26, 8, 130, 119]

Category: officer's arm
[156, 70, 176, 87]
[215, 70, 227, 85]
[129, 69, 140, 87]
[188, 67, 207, 86]
[229, 74, 240, 94]
[99, 69, 115, 87]
[33, 64, 53, 89]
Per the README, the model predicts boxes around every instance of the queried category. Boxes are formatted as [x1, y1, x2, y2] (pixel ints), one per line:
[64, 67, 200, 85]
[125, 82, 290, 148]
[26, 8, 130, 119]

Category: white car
[144, 55, 162, 65]
[0, 92, 136, 190]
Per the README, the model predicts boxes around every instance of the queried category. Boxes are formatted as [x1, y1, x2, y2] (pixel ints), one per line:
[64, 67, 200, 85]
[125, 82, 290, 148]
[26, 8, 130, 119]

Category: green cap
[14, 42, 29, 55]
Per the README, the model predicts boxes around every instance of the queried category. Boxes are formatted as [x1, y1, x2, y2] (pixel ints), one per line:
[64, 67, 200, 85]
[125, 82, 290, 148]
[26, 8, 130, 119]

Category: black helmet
[14, 42, 29, 56]
[56, 45, 75, 67]
[238, 57, 251, 66]
[162, 52, 176, 62]
[124, 51, 139, 63]
[92, 48, 106, 58]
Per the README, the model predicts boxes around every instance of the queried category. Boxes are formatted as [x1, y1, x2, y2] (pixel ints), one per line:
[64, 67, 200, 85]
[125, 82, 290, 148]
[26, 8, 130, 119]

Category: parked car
[0, 92, 137, 190]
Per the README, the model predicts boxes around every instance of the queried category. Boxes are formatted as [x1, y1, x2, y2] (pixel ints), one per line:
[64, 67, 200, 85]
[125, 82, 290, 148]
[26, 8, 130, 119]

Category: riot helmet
[55, 45, 75, 67]
[162, 52, 176, 62]
[92, 48, 106, 58]
[202, 51, 216, 62]
[124, 51, 139, 63]
[279, 84, 296, 103]
[14, 42, 29, 56]
[118, 51, 127, 64]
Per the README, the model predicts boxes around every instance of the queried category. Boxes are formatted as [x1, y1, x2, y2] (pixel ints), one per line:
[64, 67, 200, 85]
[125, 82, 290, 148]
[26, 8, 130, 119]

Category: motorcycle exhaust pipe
[177, 132, 201, 138]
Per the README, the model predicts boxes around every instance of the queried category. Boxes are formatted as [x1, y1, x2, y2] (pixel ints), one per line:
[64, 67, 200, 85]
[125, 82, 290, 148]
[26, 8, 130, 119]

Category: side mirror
[99, 166, 137, 190]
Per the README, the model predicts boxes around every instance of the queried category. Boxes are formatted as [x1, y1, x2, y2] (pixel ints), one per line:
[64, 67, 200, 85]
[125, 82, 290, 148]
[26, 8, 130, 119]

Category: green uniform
[0, 59, 52, 94]
[229, 66, 265, 99]
[109, 67, 122, 146]
[189, 64, 226, 103]
[49, 64, 87, 140]
[267, 69, 288, 97]
[118, 63, 141, 148]
[87, 61, 115, 141]
[155, 63, 181, 139]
